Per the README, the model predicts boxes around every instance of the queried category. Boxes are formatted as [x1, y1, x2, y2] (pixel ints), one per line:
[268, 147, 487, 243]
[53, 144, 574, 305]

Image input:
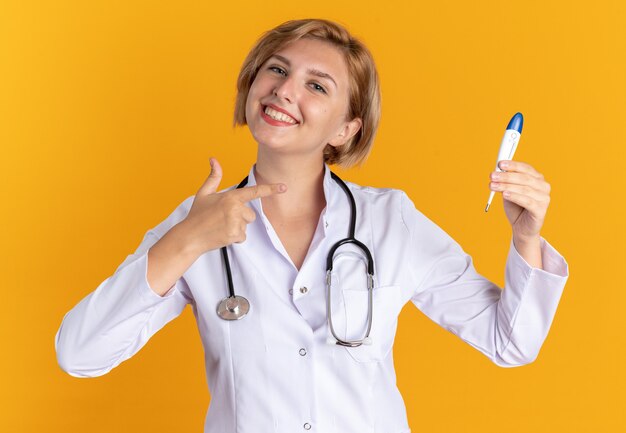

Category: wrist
[512, 231, 541, 245]
[512, 233, 543, 269]
[170, 221, 202, 258]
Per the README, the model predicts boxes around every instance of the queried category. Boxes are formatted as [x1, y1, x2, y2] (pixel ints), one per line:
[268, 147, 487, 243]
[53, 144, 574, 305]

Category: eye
[310, 82, 327, 94]
[268, 66, 287, 76]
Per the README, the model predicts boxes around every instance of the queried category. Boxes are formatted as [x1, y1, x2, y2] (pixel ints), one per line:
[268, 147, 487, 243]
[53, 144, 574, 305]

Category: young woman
[56, 18, 569, 433]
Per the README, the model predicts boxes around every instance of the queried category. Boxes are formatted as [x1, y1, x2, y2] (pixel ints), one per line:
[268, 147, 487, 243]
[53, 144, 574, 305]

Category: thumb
[196, 157, 223, 195]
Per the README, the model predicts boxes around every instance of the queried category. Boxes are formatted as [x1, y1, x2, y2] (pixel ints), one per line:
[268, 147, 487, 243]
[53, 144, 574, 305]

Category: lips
[261, 104, 300, 126]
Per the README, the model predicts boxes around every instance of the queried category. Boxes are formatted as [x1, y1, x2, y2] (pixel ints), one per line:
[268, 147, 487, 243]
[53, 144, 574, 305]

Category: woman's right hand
[178, 157, 287, 256]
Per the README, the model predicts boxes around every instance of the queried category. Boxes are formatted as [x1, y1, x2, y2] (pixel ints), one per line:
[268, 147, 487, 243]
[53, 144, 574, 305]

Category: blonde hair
[233, 19, 381, 168]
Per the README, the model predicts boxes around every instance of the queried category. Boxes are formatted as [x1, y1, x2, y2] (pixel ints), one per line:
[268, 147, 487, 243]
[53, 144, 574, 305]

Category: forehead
[268, 38, 349, 84]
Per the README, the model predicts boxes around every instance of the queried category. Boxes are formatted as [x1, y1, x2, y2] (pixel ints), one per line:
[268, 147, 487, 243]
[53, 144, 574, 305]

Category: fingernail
[499, 161, 509, 169]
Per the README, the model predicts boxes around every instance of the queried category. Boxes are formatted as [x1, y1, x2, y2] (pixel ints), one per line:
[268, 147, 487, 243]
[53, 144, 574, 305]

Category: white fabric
[55, 163, 569, 433]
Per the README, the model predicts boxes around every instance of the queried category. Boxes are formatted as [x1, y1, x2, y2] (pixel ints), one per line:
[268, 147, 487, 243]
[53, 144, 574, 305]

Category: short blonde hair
[233, 19, 381, 168]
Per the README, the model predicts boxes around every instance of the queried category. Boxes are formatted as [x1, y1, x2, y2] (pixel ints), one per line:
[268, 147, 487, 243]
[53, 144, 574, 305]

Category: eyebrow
[269, 54, 338, 89]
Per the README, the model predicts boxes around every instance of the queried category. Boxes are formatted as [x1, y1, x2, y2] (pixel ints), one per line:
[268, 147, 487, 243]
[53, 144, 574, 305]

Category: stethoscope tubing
[217, 171, 375, 347]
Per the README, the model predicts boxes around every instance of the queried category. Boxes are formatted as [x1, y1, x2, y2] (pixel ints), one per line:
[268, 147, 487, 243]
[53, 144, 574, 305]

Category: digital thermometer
[485, 112, 524, 212]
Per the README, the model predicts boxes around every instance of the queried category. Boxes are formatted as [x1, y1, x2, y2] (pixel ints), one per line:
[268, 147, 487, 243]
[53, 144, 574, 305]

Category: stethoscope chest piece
[217, 295, 250, 320]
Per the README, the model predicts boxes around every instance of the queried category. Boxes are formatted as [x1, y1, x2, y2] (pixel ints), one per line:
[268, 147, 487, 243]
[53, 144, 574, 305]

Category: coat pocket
[328, 249, 404, 363]
[339, 284, 403, 363]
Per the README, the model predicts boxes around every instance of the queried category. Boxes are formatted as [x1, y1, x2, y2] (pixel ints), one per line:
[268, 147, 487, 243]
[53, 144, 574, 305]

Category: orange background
[1, 0, 624, 431]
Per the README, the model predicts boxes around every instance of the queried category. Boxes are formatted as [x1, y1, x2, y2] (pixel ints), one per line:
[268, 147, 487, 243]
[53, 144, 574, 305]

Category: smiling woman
[55, 18, 569, 433]
[234, 19, 381, 168]
[245, 38, 364, 167]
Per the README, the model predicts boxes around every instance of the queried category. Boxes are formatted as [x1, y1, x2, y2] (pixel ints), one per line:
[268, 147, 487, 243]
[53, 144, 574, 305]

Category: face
[244, 38, 362, 159]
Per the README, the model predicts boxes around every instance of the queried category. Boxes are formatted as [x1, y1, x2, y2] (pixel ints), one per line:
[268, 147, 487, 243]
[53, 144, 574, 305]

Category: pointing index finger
[236, 183, 287, 202]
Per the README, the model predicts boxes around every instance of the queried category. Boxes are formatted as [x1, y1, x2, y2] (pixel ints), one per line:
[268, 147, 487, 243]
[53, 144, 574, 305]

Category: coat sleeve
[400, 191, 569, 367]
[55, 211, 193, 378]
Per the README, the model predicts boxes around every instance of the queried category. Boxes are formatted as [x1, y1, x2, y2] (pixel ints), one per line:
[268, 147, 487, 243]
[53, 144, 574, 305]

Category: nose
[272, 75, 296, 103]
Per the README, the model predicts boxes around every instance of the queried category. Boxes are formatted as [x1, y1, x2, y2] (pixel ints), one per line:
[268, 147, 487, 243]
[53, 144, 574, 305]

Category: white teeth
[264, 106, 297, 124]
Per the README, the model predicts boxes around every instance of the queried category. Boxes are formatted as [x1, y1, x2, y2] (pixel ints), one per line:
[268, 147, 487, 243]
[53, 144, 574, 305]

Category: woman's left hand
[489, 160, 551, 240]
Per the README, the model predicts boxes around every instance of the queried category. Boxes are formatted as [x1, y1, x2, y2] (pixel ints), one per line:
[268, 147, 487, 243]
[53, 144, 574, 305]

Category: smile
[261, 105, 299, 126]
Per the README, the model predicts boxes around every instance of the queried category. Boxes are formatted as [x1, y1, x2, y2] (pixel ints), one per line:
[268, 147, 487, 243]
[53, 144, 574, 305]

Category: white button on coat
[55, 163, 569, 433]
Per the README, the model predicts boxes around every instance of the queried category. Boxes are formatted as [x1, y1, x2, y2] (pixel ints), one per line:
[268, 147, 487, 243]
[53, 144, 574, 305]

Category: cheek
[245, 86, 261, 121]
[304, 100, 330, 121]
[244, 96, 251, 118]
[314, 104, 343, 130]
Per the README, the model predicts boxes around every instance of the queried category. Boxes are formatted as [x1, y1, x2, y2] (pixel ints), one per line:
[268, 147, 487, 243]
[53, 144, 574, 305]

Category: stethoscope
[216, 171, 375, 347]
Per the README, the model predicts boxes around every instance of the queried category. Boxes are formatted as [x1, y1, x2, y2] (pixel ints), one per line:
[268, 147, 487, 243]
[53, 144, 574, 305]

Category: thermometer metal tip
[485, 191, 495, 211]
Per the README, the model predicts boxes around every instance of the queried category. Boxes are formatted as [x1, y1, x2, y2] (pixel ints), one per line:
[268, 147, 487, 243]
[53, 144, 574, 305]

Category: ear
[328, 117, 363, 148]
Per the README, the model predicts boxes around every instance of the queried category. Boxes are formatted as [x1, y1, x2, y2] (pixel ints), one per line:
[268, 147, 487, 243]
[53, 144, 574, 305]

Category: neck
[254, 151, 326, 219]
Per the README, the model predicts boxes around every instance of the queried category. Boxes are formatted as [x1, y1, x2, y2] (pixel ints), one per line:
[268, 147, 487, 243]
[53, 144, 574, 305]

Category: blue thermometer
[485, 112, 524, 212]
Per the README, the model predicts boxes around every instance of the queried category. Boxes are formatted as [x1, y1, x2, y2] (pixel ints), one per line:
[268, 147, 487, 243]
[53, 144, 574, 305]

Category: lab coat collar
[244, 162, 334, 235]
